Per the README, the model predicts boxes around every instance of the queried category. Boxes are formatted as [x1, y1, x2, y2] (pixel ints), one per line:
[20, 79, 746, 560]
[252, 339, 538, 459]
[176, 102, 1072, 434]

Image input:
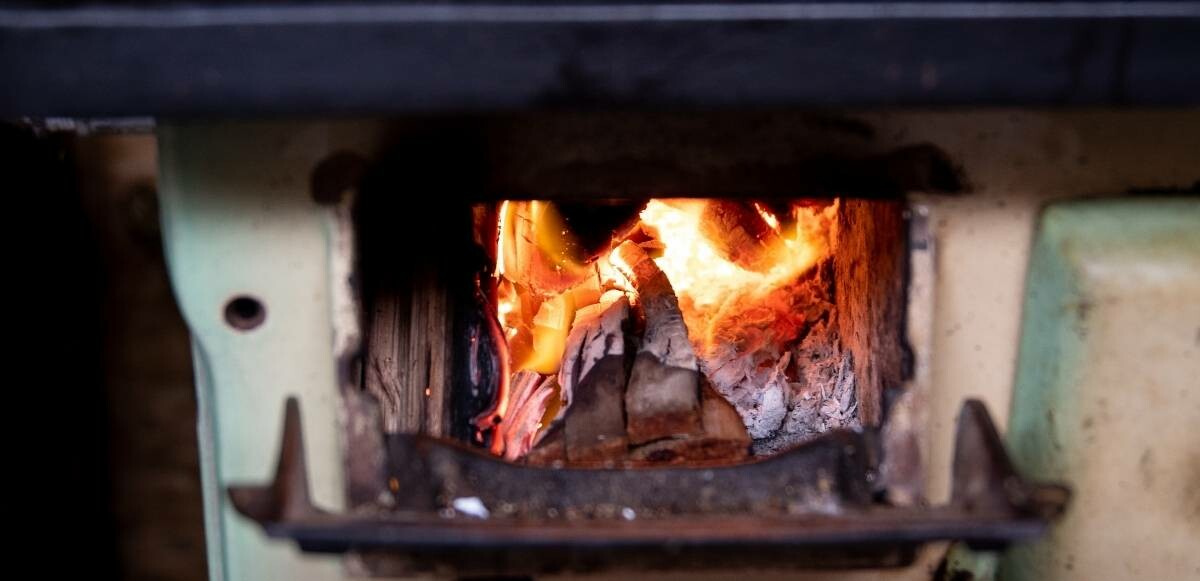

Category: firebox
[376, 197, 895, 465]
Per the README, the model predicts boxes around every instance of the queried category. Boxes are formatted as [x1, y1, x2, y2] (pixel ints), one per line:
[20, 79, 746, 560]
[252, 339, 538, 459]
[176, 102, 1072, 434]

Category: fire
[753, 202, 782, 232]
[495, 200, 511, 277]
[637, 199, 834, 352]
[493, 201, 592, 375]
[485, 198, 836, 457]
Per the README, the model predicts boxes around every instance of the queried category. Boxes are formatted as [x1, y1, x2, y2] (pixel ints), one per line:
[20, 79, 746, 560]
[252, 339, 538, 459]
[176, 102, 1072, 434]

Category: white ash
[754, 342, 859, 456]
[702, 312, 860, 456]
[701, 327, 799, 440]
[740, 353, 791, 439]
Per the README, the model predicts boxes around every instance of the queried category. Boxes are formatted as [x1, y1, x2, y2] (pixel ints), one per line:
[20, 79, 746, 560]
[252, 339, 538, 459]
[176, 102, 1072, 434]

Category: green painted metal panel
[1003, 198, 1200, 580]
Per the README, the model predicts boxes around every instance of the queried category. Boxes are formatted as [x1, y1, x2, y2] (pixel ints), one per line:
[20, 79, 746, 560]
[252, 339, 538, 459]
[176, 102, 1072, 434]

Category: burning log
[628, 380, 750, 464]
[497, 371, 555, 460]
[523, 423, 565, 466]
[564, 353, 629, 462]
[557, 297, 632, 406]
[527, 295, 753, 466]
[612, 241, 703, 445]
[698, 200, 785, 273]
[497, 201, 591, 295]
[699, 379, 752, 449]
[557, 297, 634, 462]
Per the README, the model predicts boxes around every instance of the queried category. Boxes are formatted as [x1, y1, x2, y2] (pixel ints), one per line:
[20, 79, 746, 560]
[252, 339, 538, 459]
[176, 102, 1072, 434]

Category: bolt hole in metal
[224, 295, 266, 331]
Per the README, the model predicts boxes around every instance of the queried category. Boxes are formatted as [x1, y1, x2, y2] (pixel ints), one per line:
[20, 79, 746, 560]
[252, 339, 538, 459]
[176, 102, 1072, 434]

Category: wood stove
[8, 3, 1198, 580]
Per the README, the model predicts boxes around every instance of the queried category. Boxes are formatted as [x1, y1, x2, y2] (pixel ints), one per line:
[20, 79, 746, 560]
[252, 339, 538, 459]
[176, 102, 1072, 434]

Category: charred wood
[556, 298, 634, 462]
[698, 200, 785, 273]
[612, 240, 703, 445]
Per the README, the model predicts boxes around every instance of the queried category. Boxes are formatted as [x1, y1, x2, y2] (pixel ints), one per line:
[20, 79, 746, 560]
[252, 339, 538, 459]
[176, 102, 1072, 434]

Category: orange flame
[489, 201, 589, 454]
[754, 202, 782, 232]
[637, 199, 834, 350]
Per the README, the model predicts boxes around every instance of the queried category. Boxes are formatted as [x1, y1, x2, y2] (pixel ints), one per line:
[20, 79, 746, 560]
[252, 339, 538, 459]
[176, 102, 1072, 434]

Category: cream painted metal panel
[159, 123, 382, 580]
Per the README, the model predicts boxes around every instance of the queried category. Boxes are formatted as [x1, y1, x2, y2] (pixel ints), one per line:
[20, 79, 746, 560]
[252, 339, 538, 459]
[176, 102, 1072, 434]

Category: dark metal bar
[3, 2, 1200, 116]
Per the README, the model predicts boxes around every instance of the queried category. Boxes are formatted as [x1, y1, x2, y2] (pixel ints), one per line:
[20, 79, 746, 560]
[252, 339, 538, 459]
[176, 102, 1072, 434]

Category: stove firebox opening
[469, 197, 906, 466]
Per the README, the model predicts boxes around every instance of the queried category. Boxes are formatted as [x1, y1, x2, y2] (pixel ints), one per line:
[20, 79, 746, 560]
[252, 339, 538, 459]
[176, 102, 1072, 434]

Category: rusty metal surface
[385, 427, 873, 520]
[229, 398, 1067, 575]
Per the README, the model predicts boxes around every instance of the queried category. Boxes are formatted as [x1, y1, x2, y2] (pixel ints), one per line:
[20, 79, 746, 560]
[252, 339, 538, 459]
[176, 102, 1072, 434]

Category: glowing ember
[637, 199, 835, 353]
[493, 201, 592, 375]
[753, 202, 782, 232]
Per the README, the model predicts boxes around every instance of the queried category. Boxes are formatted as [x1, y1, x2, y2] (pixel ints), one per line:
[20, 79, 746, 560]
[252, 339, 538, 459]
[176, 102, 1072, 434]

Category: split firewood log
[557, 297, 632, 411]
[555, 297, 634, 462]
[523, 297, 633, 464]
[564, 352, 630, 462]
[698, 200, 785, 273]
[699, 379, 752, 450]
[498, 371, 555, 460]
[611, 240, 703, 445]
[628, 379, 750, 465]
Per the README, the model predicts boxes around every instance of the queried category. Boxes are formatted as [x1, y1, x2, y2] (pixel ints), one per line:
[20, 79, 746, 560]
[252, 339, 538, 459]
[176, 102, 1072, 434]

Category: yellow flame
[754, 202, 782, 232]
[522, 292, 576, 374]
[495, 200, 511, 278]
[494, 201, 587, 377]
